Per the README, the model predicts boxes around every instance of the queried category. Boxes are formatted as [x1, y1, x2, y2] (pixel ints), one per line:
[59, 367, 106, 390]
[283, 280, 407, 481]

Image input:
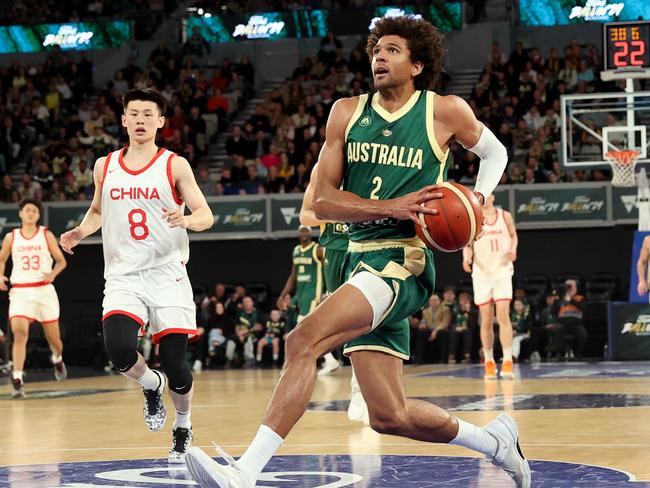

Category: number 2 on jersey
[128, 209, 149, 241]
[370, 176, 382, 200]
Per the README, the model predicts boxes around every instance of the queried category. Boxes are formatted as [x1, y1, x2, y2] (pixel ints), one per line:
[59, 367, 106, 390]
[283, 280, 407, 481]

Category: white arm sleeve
[462, 124, 508, 199]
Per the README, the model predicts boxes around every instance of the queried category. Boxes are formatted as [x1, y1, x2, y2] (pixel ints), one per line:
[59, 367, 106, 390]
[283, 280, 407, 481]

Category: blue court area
[308, 393, 650, 412]
[413, 361, 650, 379]
[1, 455, 647, 487]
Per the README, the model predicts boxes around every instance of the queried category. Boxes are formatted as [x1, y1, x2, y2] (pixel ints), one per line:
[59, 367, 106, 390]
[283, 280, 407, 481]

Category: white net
[606, 150, 641, 187]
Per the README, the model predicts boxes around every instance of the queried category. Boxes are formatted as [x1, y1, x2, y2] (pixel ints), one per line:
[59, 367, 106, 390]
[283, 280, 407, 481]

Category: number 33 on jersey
[101, 148, 189, 279]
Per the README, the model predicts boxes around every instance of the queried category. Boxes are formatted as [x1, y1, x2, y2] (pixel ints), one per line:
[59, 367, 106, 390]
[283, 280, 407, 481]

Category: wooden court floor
[1, 362, 649, 487]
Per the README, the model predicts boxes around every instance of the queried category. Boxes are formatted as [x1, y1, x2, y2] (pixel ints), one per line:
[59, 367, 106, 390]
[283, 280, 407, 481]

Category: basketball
[415, 182, 483, 252]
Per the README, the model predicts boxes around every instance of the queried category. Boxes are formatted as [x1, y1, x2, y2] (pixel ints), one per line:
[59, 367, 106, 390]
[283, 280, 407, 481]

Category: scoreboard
[604, 21, 650, 71]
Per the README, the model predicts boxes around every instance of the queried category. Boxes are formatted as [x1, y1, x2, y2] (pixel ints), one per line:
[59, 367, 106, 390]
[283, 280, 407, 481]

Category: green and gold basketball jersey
[319, 222, 349, 251]
[344, 90, 449, 242]
[293, 241, 323, 315]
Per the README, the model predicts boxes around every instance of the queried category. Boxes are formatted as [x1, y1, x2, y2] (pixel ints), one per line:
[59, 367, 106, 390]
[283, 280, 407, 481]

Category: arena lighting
[197, 8, 204, 15]
[204, 12, 212, 18]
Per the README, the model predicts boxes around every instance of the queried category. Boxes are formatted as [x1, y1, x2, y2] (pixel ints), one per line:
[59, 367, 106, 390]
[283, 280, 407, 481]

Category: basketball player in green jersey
[187, 16, 530, 488]
[278, 225, 324, 323]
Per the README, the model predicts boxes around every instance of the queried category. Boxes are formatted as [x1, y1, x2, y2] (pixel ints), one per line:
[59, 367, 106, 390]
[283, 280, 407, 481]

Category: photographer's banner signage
[513, 185, 608, 223]
[608, 302, 650, 360]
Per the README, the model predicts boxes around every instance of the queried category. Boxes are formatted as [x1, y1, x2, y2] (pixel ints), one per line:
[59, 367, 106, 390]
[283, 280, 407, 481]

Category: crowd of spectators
[410, 279, 589, 366]
[0, 0, 167, 24]
[0, 29, 637, 204]
[451, 39, 646, 185]
[0, 36, 253, 202]
[176, 273, 590, 372]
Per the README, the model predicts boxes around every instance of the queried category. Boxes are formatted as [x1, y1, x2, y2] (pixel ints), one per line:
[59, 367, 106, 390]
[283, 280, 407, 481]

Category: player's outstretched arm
[299, 163, 325, 227]
[0, 233, 12, 291]
[437, 95, 507, 203]
[637, 237, 650, 295]
[504, 210, 518, 262]
[167, 155, 214, 232]
[44, 230, 67, 283]
[60, 157, 105, 254]
[314, 98, 440, 228]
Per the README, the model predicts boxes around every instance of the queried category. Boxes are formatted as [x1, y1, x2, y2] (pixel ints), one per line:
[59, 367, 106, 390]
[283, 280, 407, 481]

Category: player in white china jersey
[60, 89, 214, 462]
[463, 194, 518, 380]
[0, 198, 68, 398]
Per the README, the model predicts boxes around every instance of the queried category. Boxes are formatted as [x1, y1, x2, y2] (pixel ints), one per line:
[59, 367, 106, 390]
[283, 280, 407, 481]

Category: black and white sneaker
[53, 360, 67, 381]
[168, 426, 193, 463]
[143, 370, 167, 431]
[11, 377, 25, 398]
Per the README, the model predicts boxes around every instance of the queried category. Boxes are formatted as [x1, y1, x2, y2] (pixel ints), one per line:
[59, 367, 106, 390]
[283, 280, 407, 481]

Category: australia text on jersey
[347, 141, 424, 169]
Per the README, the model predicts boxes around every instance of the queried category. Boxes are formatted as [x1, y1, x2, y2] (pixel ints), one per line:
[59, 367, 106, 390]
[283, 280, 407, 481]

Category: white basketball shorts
[9, 283, 60, 324]
[472, 276, 513, 306]
[102, 261, 196, 343]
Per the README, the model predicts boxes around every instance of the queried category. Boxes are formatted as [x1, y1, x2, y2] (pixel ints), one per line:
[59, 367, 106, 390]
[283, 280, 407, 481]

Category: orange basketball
[415, 182, 483, 252]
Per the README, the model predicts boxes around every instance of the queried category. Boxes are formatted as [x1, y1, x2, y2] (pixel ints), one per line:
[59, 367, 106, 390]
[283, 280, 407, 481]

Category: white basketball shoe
[484, 413, 532, 488]
[185, 445, 255, 488]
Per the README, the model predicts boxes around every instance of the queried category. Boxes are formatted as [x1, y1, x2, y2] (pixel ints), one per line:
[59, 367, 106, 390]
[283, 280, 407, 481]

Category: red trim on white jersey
[483, 208, 500, 227]
[19, 226, 40, 241]
[102, 310, 145, 326]
[9, 314, 59, 324]
[152, 327, 197, 343]
[166, 153, 183, 205]
[118, 147, 165, 175]
[100, 151, 114, 192]
[12, 281, 50, 288]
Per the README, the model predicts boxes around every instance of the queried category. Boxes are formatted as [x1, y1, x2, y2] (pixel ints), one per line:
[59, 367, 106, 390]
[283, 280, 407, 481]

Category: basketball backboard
[560, 90, 650, 168]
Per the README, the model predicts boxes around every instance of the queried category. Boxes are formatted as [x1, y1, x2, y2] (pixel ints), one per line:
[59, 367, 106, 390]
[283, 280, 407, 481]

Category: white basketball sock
[173, 410, 191, 429]
[137, 368, 161, 391]
[502, 348, 513, 362]
[12, 370, 23, 381]
[51, 353, 63, 364]
[484, 349, 494, 363]
[450, 418, 498, 457]
[237, 425, 284, 481]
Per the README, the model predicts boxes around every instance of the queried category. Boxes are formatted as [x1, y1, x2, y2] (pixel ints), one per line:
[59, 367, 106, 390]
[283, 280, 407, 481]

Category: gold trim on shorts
[343, 344, 410, 361]
[348, 237, 425, 252]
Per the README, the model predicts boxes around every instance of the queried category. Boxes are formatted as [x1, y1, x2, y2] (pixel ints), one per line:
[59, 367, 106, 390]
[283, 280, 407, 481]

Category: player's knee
[103, 314, 140, 372]
[284, 327, 316, 362]
[369, 410, 407, 435]
[159, 334, 193, 395]
[12, 328, 28, 343]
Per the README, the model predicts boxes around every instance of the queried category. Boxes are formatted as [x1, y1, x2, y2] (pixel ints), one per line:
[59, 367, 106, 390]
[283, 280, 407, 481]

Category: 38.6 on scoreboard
[604, 21, 650, 71]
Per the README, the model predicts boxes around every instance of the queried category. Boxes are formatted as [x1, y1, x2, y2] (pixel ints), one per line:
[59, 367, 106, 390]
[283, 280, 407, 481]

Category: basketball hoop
[606, 150, 641, 187]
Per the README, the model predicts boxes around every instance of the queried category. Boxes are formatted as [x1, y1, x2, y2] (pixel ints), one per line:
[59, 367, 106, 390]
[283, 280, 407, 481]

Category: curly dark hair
[366, 16, 445, 91]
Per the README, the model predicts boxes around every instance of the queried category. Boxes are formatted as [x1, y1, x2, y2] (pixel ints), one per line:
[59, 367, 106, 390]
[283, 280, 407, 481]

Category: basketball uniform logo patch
[359, 115, 372, 127]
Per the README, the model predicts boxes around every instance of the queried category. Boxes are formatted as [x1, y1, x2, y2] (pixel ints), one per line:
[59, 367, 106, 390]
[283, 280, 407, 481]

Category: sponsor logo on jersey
[359, 115, 372, 127]
[382, 128, 392, 137]
[109, 187, 161, 200]
[347, 142, 423, 170]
